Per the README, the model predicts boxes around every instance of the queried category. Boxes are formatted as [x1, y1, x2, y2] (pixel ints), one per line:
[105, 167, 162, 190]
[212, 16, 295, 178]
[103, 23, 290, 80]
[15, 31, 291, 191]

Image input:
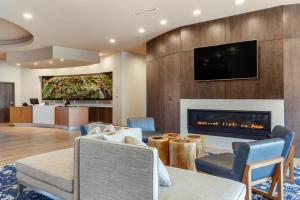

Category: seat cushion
[16, 148, 74, 193]
[195, 153, 234, 180]
[160, 167, 246, 200]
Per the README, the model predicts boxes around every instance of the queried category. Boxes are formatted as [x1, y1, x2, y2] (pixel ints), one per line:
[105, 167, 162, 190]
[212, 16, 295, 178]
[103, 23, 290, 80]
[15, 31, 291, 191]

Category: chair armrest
[232, 142, 246, 154]
[247, 157, 284, 170]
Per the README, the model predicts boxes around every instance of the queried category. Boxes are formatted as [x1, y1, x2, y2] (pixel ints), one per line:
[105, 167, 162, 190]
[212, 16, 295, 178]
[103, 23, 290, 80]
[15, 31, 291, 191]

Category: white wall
[0, 51, 146, 126]
[121, 52, 147, 125]
[0, 61, 21, 105]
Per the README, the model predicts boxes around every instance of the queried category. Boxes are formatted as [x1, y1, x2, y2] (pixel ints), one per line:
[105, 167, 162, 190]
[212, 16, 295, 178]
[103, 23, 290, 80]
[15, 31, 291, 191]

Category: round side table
[185, 134, 205, 158]
[163, 133, 180, 141]
[169, 139, 197, 171]
[148, 136, 169, 165]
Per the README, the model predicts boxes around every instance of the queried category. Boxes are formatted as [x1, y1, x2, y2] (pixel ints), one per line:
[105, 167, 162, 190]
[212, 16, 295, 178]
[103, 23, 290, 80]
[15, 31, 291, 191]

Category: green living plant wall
[41, 72, 113, 100]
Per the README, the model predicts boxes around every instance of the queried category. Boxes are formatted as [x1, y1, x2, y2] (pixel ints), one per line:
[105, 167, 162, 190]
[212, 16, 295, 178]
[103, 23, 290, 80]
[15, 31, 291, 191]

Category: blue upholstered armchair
[195, 138, 285, 200]
[232, 125, 295, 182]
[127, 117, 161, 143]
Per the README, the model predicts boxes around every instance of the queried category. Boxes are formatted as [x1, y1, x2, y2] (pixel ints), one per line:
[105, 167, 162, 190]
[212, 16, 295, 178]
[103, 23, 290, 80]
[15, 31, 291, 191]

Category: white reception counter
[32, 105, 56, 125]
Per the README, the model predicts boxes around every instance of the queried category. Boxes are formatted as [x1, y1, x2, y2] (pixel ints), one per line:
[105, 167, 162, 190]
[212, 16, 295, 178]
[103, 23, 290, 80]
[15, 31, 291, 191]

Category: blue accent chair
[80, 125, 89, 136]
[232, 125, 295, 182]
[195, 138, 285, 200]
[127, 117, 161, 143]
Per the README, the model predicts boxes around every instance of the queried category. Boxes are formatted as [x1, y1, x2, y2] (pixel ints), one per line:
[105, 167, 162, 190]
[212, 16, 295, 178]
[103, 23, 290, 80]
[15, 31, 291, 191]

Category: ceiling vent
[135, 8, 159, 16]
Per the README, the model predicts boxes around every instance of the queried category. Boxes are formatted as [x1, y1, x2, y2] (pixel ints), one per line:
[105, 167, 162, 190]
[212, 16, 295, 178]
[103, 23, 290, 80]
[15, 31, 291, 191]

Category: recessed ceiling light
[193, 10, 201, 16]
[138, 28, 145, 33]
[23, 13, 33, 20]
[16, 63, 21, 66]
[49, 61, 53, 64]
[235, 0, 245, 5]
[60, 58, 64, 62]
[34, 62, 38, 66]
[109, 39, 116, 43]
[160, 19, 167, 25]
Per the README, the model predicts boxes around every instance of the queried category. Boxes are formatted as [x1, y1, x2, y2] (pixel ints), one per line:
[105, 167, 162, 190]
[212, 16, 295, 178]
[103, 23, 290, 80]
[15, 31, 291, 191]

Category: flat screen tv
[194, 40, 258, 81]
[41, 72, 113, 100]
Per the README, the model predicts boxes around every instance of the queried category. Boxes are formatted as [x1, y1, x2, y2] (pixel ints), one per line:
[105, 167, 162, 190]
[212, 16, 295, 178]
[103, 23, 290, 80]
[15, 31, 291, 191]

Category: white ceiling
[0, 0, 299, 55]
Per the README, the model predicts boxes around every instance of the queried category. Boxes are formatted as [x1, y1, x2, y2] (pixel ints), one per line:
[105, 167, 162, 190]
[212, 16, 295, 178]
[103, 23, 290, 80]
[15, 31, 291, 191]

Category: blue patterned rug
[1, 164, 300, 200]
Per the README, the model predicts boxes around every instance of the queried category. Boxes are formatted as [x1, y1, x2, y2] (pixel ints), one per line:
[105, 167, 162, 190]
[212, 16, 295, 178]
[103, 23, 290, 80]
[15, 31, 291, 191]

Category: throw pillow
[120, 128, 143, 142]
[87, 126, 101, 135]
[125, 136, 171, 187]
[102, 124, 117, 133]
[103, 131, 126, 143]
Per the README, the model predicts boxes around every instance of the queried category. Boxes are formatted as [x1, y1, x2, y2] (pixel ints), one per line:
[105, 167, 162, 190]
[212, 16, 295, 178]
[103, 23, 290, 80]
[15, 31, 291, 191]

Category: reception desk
[10, 105, 89, 130]
[55, 106, 89, 128]
[10, 106, 33, 124]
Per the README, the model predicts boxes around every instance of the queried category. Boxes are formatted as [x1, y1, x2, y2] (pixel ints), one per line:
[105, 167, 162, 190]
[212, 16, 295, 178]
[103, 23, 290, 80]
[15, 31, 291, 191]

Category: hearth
[188, 109, 271, 139]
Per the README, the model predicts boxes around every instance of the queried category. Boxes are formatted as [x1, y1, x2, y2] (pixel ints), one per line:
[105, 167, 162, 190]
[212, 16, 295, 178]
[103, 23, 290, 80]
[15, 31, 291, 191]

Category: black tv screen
[194, 40, 258, 81]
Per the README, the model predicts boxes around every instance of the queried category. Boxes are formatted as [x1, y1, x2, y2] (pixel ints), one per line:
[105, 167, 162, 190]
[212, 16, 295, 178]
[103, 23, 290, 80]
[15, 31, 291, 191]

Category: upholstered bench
[16, 137, 245, 200]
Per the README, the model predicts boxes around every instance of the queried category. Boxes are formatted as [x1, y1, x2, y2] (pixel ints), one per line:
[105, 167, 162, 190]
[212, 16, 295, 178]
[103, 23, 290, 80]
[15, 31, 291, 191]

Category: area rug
[1, 164, 300, 200]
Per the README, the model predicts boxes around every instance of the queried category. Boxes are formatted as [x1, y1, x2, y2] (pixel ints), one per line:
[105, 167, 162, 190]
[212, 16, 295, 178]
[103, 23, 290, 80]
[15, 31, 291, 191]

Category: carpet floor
[1, 164, 300, 200]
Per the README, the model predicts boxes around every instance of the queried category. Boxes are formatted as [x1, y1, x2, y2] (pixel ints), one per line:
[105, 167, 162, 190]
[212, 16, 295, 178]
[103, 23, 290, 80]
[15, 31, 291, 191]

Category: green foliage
[41, 73, 113, 100]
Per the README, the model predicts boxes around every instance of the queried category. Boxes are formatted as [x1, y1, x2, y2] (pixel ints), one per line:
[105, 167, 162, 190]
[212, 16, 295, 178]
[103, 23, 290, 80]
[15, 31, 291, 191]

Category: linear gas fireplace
[188, 109, 272, 140]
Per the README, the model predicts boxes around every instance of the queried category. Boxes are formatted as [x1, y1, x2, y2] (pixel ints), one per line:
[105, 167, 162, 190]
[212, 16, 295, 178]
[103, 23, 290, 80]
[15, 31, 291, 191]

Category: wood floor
[0, 125, 79, 166]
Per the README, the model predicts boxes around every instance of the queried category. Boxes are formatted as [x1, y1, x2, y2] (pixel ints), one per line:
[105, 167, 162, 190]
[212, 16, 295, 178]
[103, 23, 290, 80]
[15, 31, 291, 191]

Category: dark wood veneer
[147, 4, 300, 156]
[283, 38, 300, 155]
[283, 4, 300, 39]
[89, 107, 113, 123]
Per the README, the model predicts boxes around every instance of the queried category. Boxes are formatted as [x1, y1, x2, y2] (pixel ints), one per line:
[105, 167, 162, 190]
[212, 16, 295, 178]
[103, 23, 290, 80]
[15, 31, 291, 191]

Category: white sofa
[16, 136, 246, 200]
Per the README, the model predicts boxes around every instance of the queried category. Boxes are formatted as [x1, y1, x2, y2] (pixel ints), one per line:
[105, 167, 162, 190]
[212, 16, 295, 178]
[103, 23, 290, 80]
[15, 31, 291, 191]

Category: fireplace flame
[195, 121, 265, 129]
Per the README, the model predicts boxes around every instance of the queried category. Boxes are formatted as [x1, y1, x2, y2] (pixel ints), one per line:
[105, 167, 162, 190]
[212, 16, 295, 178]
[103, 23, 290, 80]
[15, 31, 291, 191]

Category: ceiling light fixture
[34, 62, 38, 66]
[99, 53, 103, 56]
[16, 63, 21, 66]
[109, 39, 116, 43]
[23, 13, 33, 20]
[60, 58, 64, 62]
[193, 10, 201, 16]
[49, 61, 53, 64]
[235, 0, 245, 5]
[139, 28, 145, 33]
[160, 19, 167, 25]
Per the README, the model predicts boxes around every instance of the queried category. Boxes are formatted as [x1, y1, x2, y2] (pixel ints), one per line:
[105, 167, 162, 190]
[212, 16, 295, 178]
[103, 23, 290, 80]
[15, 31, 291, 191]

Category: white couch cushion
[16, 148, 74, 193]
[160, 167, 246, 200]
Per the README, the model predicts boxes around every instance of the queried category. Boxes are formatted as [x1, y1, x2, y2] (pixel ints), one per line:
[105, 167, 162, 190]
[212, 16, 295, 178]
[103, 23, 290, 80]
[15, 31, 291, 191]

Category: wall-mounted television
[194, 40, 258, 81]
[41, 72, 113, 100]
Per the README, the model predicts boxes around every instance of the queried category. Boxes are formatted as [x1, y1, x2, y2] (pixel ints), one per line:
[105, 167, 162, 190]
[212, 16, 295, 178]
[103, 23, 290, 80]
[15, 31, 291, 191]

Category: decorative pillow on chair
[120, 128, 143, 142]
[102, 124, 117, 133]
[125, 136, 171, 187]
[103, 131, 126, 143]
[103, 128, 143, 143]
[87, 127, 101, 135]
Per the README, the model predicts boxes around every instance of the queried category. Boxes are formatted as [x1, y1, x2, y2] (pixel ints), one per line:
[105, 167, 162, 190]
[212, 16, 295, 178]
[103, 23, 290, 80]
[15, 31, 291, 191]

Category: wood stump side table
[148, 136, 169, 165]
[163, 133, 180, 141]
[185, 134, 206, 158]
[169, 139, 197, 171]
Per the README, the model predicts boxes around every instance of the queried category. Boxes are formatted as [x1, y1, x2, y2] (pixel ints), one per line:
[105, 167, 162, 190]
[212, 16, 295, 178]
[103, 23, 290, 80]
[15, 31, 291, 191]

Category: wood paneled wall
[147, 4, 300, 156]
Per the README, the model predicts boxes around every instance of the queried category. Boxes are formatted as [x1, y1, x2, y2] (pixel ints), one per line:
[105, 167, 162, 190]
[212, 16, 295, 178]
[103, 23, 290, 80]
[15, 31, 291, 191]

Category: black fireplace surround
[188, 109, 272, 140]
